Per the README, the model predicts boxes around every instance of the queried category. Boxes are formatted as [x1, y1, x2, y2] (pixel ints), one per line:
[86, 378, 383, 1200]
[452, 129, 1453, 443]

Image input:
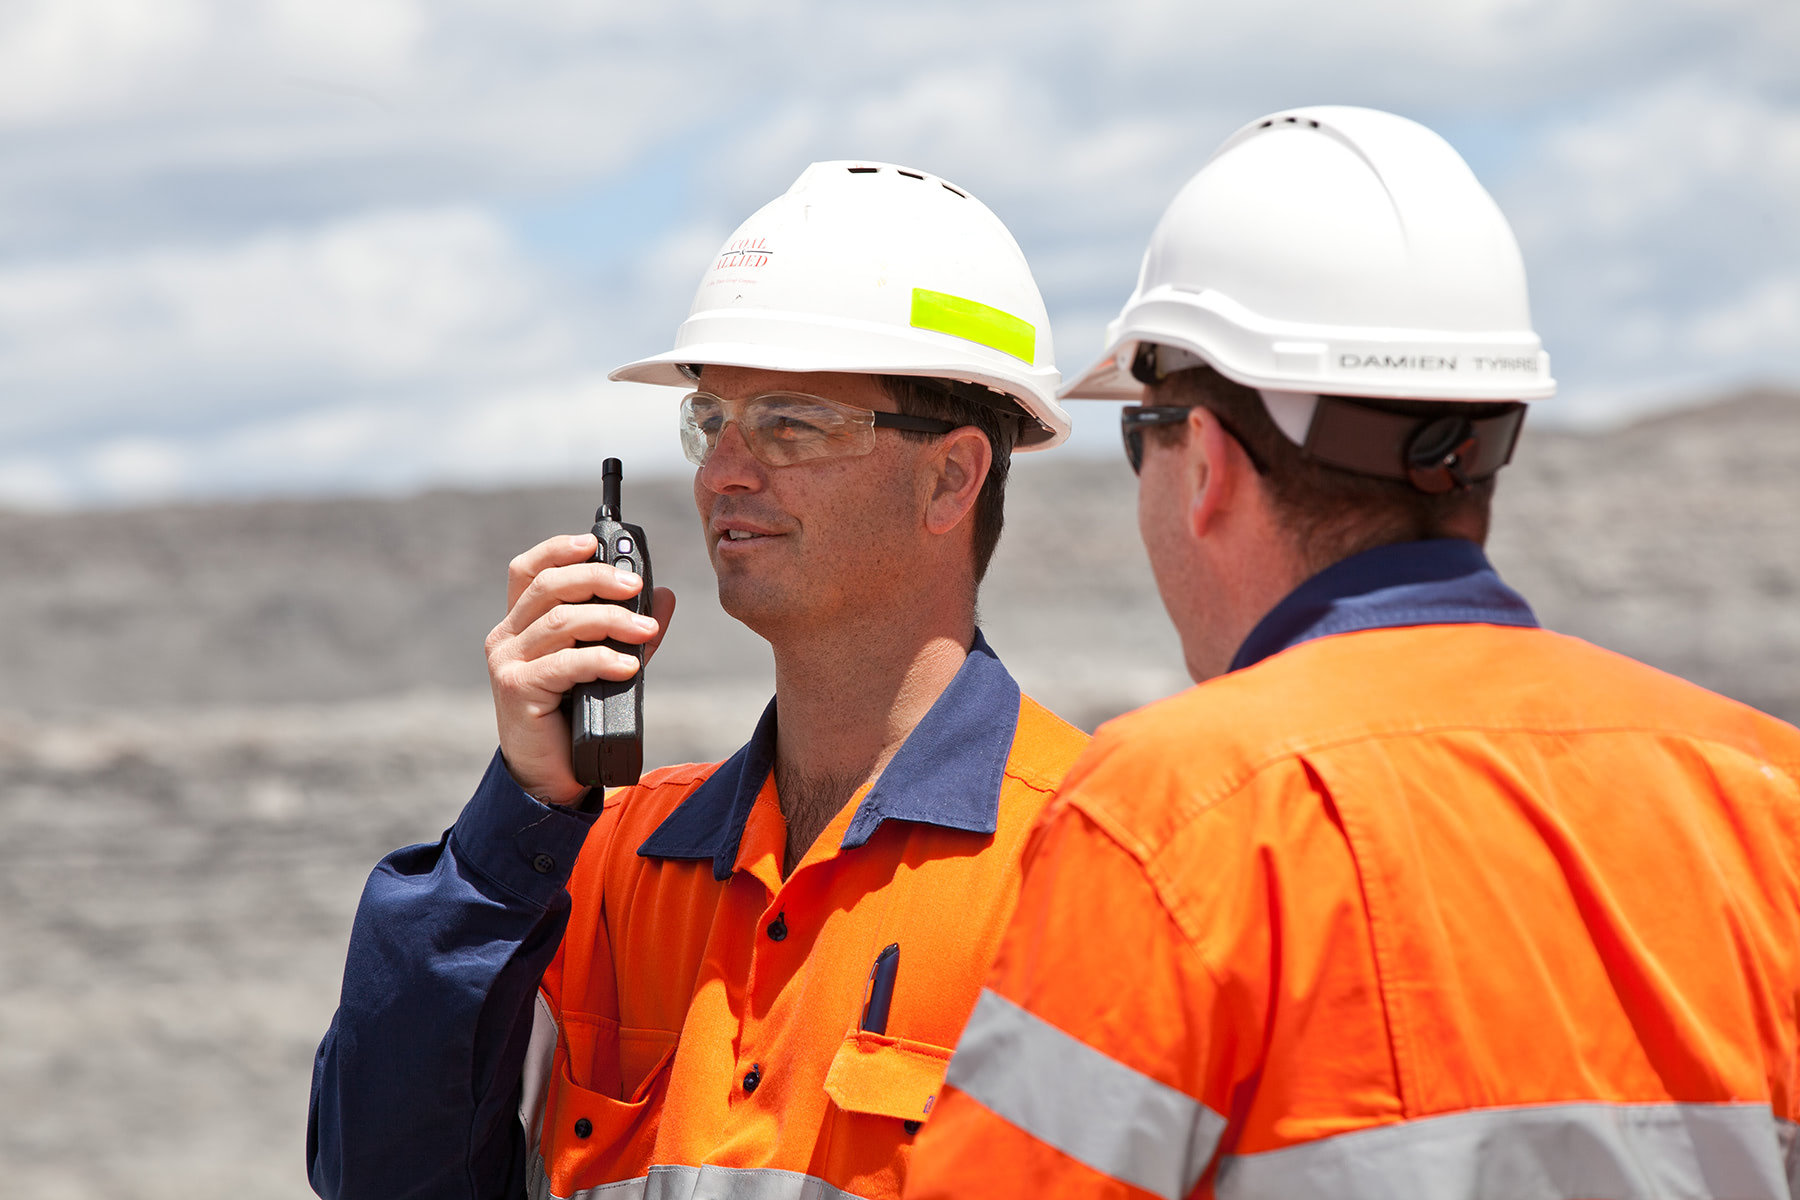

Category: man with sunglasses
[309, 161, 1090, 1200]
[909, 108, 1800, 1199]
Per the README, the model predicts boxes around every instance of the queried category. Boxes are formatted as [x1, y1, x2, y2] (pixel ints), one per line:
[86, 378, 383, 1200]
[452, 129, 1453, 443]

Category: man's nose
[698, 420, 766, 494]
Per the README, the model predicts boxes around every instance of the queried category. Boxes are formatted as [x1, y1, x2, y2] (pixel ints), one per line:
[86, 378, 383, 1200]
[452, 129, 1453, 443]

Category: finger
[522, 643, 643, 695]
[510, 600, 662, 663]
[501, 560, 645, 638]
[642, 587, 678, 666]
[506, 533, 599, 612]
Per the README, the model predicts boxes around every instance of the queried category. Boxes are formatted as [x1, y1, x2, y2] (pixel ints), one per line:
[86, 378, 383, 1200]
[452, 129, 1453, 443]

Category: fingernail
[571, 533, 594, 549]
[635, 614, 658, 632]
[615, 569, 640, 585]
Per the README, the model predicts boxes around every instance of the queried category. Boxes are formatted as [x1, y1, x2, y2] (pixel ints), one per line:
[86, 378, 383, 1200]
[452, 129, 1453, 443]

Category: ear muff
[1404, 416, 1479, 495]
[1299, 398, 1526, 493]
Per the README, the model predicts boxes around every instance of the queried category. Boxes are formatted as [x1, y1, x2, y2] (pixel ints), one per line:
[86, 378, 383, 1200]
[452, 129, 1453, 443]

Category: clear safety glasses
[679, 391, 957, 468]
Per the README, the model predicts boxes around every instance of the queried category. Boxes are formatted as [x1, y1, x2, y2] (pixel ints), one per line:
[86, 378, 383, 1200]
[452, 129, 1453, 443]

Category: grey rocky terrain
[2, 388, 1795, 1196]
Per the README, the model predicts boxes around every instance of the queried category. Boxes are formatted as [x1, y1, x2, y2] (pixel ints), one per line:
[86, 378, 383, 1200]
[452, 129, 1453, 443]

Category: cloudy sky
[1, 0, 1796, 508]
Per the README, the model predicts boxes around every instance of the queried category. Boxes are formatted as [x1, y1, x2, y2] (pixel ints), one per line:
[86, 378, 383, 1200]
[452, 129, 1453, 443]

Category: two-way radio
[565, 457, 652, 801]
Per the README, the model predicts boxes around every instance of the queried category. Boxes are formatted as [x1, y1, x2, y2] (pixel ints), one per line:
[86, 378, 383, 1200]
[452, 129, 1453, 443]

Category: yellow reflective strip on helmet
[910, 288, 1036, 364]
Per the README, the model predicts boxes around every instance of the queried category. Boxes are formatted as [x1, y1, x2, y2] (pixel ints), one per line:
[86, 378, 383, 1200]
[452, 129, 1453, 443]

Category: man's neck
[768, 606, 975, 876]
[1184, 511, 1314, 683]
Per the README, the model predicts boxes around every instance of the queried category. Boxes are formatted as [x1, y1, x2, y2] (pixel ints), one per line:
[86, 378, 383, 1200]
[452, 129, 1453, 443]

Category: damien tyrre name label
[1338, 353, 1538, 373]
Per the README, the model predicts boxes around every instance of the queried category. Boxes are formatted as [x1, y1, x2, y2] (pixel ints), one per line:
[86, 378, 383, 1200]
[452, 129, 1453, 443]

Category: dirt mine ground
[1, 390, 1796, 1196]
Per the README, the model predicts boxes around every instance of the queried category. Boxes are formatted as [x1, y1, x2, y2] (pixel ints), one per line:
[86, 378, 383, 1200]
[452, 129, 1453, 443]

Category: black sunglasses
[1122, 342, 1271, 475]
[1120, 405, 1271, 475]
[1121, 406, 1196, 474]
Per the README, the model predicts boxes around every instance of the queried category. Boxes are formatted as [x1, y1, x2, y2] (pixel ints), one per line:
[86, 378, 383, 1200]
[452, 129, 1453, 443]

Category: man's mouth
[712, 510, 788, 546]
[716, 524, 785, 546]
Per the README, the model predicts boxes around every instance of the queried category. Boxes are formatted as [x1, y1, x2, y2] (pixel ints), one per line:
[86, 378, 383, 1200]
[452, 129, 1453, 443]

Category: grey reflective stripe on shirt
[530, 1159, 876, 1200]
[519, 991, 559, 1157]
[530, 1152, 646, 1200]
[1782, 1116, 1800, 1196]
[1215, 1102, 1798, 1200]
[945, 987, 1224, 1200]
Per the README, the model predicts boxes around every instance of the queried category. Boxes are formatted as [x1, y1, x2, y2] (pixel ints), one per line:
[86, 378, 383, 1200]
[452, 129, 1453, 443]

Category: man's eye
[760, 407, 840, 441]
[770, 414, 825, 437]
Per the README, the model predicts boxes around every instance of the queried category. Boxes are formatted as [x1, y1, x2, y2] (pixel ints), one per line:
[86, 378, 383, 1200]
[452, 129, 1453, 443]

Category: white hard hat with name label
[612, 161, 1069, 449]
[1063, 106, 1553, 443]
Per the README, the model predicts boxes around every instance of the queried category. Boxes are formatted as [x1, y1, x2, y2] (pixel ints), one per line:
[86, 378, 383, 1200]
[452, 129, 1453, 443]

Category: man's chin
[716, 581, 798, 637]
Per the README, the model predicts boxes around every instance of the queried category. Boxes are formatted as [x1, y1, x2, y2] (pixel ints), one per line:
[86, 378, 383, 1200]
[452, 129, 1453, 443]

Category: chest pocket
[561, 1011, 678, 1103]
[823, 1030, 954, 1122]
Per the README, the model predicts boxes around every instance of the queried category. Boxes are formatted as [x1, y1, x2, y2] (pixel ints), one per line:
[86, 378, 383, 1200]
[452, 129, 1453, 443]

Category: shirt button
[742, 1065, 762, 1094]
[574, 1117, 592, 1138]
[532, 853, 556, 875]
[766, 914, 787, 941]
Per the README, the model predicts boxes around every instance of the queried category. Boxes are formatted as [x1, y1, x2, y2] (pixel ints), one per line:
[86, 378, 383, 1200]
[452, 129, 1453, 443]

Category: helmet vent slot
[897, 169, 924, 180]
[942, 183, 966, 198]
[847, 166, 879, 174]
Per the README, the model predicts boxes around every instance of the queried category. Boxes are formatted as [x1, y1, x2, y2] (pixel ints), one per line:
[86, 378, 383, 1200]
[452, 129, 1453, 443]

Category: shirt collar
[1229, 538, 1539, 674]
[637, 630, 1021, 881]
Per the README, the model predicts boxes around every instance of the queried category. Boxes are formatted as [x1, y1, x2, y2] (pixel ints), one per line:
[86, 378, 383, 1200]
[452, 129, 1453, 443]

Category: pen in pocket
[860, 943, 900, 1035]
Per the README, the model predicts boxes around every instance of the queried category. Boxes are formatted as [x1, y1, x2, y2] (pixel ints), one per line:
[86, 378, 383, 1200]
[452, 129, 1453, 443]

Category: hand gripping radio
[566, 458, 651, 799]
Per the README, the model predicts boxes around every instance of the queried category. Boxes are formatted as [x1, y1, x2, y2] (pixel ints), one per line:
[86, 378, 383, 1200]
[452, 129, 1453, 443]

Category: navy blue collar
[637, 631, 1022, 881]
[1229, 538, 1538, 674]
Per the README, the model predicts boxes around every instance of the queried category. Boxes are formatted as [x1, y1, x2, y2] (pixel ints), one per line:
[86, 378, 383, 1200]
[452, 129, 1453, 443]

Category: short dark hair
[879, 375, 1023, 584]
[1154, 366, 1500, 571]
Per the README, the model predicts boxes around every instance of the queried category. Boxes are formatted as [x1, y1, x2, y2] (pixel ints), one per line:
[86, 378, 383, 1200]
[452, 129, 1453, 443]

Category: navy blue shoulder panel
[636, 631, 1022, 878]
[841, 631, 1020, 850]
[636, 700, 778, 882]
[1230, 539, 1539, 674]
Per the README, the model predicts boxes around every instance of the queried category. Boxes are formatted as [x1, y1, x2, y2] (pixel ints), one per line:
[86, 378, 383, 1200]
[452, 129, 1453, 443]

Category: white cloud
[0, 0, 1796, 505]
[0, 0, 704, 260]
[1693, 278, 1800, 359]
[261, 0, 427, 78]
[0, 377, 691, 510]
[0, 208, 572, 434]
[1501, 79, 1800, 413]
[0, 0, 208, 125]
[0, 204, 700, 506]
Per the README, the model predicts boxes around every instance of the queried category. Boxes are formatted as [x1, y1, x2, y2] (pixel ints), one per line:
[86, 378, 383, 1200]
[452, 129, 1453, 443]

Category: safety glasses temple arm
[871, 411, 960, 434]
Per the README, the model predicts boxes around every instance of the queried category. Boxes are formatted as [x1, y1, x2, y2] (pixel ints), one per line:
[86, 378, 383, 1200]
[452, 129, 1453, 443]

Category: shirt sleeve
[905, 795, 1236, 1200]
[307, 749, 603, 1200]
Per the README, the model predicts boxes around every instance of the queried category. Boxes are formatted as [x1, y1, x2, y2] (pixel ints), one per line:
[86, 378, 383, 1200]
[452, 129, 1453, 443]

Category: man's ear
[1186, 406, 1245, 540]
[923, 426, 992, 536]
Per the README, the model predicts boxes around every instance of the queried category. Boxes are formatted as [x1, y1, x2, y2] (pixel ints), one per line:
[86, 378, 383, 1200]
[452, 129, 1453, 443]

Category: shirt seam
[447, 820, 569, 911]
[1301, 608, 1536, 638]
[1117, 719, 1800, 860]
[1088, 726, 1800, 1013]
[1002, 766, 1068, 796]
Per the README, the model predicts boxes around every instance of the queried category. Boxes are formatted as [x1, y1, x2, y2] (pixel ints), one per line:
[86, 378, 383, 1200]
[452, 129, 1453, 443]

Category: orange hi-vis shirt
[911, 542, 1800, 1200]
[522, 635, 1087, 1200]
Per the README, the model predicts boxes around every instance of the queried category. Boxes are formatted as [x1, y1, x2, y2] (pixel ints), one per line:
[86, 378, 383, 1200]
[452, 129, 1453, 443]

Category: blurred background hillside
[1, 0, 1797, 1196]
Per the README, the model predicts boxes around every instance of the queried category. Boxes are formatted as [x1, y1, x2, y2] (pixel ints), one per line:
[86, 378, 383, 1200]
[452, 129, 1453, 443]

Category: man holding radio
[910, 107, 1800, 1199]
[308, 161, 1089, 1200]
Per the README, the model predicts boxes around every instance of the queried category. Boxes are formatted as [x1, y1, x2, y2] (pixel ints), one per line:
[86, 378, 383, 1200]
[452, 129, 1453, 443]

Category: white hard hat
[1063, 106, 1554, 436]
[612, 161, 1069, 449]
